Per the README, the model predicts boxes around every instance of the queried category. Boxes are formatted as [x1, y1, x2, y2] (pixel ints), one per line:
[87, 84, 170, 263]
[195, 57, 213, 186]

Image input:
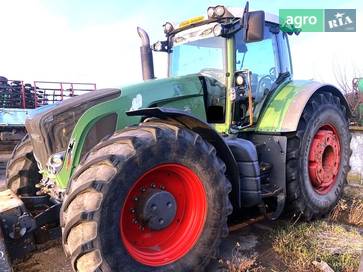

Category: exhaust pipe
[137, 27, 155, 80]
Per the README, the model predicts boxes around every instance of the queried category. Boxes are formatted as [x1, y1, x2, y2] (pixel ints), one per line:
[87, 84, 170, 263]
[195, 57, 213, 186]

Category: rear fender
[127, 107, 241, 208]
[256, 80, 351, 133]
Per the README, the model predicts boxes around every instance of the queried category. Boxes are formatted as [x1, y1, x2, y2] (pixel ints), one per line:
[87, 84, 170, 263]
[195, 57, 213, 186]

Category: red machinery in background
[0, 76, 97, 152]
[0, 78, 96, 109]
[33, 81, 97, 107]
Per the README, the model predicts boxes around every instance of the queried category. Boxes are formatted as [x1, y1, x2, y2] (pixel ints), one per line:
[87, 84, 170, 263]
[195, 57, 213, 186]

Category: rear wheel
[6, 135, 41, 195]
[286, 92, 351, 220]
[61, 122, 232, 271]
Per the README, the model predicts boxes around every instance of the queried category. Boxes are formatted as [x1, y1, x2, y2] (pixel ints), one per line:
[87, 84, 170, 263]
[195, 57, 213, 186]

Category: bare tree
[332, 62, 362, 115]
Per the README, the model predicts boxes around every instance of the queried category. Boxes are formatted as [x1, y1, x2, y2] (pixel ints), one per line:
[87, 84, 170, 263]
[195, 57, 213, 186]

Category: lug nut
[151, 204, 157, 211]
[167, 202, 172, 208]
[159, 218, 165, 225]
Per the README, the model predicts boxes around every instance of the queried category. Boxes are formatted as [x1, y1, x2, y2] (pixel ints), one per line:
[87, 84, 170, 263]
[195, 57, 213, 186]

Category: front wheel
[286, 92, 351, 220]
[6, 135, 41, 195]
[61, 122, 232, 271]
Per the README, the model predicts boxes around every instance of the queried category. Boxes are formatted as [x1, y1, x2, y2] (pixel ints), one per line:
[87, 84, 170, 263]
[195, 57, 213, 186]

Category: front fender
[127, 107, 241, 208]
[256, 80, 351, 133]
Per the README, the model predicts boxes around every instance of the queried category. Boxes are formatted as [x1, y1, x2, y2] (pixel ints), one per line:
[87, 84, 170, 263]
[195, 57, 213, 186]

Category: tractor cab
[148, 6, 293, 132]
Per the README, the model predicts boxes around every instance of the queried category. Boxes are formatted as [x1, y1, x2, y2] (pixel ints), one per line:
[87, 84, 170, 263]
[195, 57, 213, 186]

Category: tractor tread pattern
[6, 135, 41, 195]
[286, 92, 351, 220]
[61, 121, 232, 271]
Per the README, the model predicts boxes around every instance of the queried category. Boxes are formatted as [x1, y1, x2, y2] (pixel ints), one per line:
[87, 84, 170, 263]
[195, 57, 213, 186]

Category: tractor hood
[119, 74, 205, 112]
[25, 89, 121, 167]
[26, 74, 212, 169]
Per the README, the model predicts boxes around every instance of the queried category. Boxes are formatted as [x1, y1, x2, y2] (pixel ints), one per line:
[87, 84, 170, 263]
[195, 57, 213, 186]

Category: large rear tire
[61, 122, 232, 271]
[286, 92, 351, 220]
[6, 135, 41, 195]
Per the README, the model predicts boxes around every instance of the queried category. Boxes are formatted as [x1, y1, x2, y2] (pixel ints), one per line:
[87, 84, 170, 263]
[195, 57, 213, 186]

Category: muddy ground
[9, 203, 362, 272]
[0, 152, 362, 272]
[11, 217, 290, 272]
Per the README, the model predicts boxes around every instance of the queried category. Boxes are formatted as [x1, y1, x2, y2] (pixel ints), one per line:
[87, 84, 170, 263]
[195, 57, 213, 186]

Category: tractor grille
[25, 89, 121, 169]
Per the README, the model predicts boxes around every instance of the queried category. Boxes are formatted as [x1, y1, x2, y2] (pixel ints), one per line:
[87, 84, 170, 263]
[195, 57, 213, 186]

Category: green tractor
[1, 4, 351, 272]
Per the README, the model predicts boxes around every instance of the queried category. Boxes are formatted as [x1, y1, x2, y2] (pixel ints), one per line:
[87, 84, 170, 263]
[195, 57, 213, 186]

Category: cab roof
[226, 7, 279, 24]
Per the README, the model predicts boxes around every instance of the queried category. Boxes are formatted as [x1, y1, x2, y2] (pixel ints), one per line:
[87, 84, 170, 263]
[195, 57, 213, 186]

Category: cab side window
[235, 25, 279, 102]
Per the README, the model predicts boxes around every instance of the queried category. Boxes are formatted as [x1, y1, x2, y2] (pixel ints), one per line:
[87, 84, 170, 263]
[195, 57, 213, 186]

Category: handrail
[0, 80, 97, 109]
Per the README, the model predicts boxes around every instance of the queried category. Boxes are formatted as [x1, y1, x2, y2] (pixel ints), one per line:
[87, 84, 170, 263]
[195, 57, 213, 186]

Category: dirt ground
[0, 155, 362, 271]
[13, 241, 72, 272]
[12, 218, 289, 272]
[10, 206, 362, 272]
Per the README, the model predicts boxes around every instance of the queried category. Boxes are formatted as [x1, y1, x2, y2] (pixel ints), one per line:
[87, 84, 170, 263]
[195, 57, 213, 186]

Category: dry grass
[218, 243, 263, 272]
[348, 199, 363, 226]
[272, 221, 363, 272]
[330, 199, 349, 221]
[330, 197, 363, 227]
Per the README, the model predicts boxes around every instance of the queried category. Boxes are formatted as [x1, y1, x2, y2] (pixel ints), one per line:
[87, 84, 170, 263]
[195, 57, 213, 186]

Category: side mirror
[244, 11, 265, 42]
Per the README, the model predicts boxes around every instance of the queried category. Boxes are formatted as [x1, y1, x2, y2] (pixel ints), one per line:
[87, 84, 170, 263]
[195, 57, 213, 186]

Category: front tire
[286, 92, 351, 220]
[6, 135, 41, 195]
[61, 122, 232, 271]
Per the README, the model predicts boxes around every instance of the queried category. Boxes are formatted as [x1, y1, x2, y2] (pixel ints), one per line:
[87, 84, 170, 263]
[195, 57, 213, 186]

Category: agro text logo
[279, 9, 356, 32]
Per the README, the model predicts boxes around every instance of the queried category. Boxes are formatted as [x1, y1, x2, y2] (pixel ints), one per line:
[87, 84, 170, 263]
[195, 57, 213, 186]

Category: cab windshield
[169, 36, 226, 82]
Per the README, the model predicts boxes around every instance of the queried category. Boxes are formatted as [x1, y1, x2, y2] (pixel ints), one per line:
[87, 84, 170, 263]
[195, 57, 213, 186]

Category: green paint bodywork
[214, 38, 234, 134]
[44, 29, 323, 189]
[357, 78, 363, 125]
[56, 75, 207, 188]
[55, 77, 318, 189]
[256, 80, 312, 132]
[358, 78, 363, 92]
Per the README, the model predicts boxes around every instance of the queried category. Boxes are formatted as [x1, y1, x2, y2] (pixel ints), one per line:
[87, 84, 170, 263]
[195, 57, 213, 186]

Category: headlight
[207, 7, 215, 18]
[215, 5, 225, 17]
[207, 5, 226, 19]
[236, 75, 244, 86]
[154, 41, 163, 51]
[163, 22, 174, 34]
[213, 24, 223, 36]
[152, 40, 168, 52]
[47, 151, 65, 175]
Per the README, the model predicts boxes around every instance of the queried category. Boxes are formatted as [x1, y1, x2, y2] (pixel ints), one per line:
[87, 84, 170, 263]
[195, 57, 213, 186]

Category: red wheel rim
[120, 164, 207, 266]
[308, 124, 341, 195]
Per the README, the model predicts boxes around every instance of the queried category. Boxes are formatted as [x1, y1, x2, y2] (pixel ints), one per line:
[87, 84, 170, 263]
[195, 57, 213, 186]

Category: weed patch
[272, 221, 362, 272]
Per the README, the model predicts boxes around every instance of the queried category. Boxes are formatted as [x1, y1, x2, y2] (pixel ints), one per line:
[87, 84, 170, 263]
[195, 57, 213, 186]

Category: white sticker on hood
[130, 94, 143, 111]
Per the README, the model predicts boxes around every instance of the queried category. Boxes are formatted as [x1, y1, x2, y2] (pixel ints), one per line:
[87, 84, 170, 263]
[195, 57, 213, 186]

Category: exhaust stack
[137, 27, 155, 80]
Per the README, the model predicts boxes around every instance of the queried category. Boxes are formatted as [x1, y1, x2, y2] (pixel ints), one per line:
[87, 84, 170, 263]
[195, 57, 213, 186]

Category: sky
[0, 0, 362, 89]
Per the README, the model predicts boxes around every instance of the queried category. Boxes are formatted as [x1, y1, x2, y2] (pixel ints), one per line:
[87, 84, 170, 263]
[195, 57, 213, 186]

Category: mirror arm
[240, 0, 250, 40]
[221, 20, 242, 37]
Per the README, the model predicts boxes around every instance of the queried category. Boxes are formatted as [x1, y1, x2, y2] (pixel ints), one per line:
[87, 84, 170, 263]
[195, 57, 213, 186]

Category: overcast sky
[0, 0, 361, 88]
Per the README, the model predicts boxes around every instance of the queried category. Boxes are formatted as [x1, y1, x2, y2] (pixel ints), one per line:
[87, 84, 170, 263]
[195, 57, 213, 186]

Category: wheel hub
[308, 125, 341, 194]
[136, 189, 177, 230]
[120, 163, 207, 266]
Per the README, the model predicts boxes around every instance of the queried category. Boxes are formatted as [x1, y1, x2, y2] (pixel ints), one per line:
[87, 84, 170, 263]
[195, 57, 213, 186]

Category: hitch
[0, 190, 61, 266]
